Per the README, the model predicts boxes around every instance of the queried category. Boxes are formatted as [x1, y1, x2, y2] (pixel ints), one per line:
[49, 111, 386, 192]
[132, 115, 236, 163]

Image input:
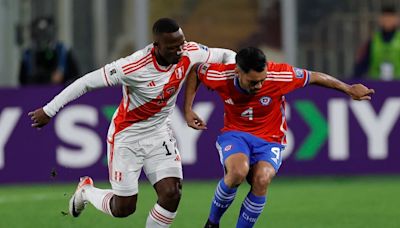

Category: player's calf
[109, 195, 137, 218]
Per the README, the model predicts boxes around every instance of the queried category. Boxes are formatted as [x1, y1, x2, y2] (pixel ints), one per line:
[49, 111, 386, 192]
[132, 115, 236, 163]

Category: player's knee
[254, 172, 274, 188]
[110, 195, 137, 218]
[227, 168, 249, 186]
[159, 185, 182, 203]
[252, 170, 275, 193]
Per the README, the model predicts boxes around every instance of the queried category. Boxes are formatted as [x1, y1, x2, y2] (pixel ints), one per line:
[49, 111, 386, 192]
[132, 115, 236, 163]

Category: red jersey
[197, 61, 310, 144]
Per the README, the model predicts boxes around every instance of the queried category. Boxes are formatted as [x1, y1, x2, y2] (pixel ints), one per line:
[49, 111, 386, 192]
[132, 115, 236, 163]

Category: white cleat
[69, 176, 94, 217]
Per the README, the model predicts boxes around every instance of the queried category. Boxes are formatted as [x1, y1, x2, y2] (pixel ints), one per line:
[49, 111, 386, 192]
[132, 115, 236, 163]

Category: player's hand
[28, 108, 51, 129]
[347, 84, 375, 101]
[185, 110, 207, 130]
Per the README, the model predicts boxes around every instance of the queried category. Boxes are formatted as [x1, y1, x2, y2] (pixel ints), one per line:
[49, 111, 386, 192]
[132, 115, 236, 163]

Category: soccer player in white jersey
[28, 18, 236, 227]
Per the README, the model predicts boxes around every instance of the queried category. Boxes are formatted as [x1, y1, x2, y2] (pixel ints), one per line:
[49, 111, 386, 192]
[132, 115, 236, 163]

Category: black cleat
[204, 219, 219, 228]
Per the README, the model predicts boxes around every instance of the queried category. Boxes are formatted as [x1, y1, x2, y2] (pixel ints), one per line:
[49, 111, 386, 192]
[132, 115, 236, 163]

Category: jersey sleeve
[104, 46, 152, 86]
[42, 54, 134, 117]
[269, 62, 310, 95]
[186, 42, 236, 64]
[196, 63, 235, 90]
[101, 60, 124, 86]
[207, 48, 236, 64]
[43, 67, 115, 117]
[185, 42, 210, 63]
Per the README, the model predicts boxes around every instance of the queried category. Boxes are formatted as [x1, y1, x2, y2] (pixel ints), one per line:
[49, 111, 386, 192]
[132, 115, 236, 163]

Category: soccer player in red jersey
[184, 47, 374, 228]
[28, 18, 235, 227]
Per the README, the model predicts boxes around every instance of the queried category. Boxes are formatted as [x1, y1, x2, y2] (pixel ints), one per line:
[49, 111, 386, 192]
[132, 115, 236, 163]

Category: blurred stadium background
[0, 0, 399, 227]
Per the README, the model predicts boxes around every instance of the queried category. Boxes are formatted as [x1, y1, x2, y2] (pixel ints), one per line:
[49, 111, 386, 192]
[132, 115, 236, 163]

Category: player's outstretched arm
[184, 63, 207, 130]
[309, 71, 375, 100]
[28, 67, 118, 129]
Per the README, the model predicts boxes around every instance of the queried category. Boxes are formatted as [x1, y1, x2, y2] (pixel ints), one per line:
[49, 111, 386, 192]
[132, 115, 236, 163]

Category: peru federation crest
[175, 66, 184, 79]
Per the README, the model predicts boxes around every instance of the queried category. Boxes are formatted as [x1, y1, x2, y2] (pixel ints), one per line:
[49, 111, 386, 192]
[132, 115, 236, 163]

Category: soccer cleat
[204, 219, 219, 228]
[69, 176, 94, 217]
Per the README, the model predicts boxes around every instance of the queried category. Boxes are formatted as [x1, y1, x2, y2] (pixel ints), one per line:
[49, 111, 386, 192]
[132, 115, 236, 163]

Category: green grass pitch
[0, 176, 399, 227]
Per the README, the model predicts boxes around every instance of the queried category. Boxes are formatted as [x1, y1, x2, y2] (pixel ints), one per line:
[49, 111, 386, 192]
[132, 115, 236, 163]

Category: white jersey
[43, 42, 235, 143]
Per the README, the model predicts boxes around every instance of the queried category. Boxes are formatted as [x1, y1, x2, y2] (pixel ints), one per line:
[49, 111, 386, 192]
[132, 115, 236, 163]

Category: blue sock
[236, 191, 266, 228]
[208, 179, 238, 224]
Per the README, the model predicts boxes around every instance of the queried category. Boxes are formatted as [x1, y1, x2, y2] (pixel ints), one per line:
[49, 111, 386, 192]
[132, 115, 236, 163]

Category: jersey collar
[151, 48, 174, 72]
[234, 77, 250, 94]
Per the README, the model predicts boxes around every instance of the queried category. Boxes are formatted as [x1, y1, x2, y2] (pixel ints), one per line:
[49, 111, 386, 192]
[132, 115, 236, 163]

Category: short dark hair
[381, 5, 396, 14]
[152, 18, 180, 35]
[236, 47, 267, 73]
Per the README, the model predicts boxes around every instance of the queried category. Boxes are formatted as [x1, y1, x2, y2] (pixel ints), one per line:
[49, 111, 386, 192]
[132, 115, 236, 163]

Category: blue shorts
[216, 131, 285, 172]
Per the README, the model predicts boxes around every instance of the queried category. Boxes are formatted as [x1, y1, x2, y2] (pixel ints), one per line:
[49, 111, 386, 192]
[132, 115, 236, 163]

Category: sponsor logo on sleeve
[200, 63, 210, 75]
[198, 44, 209, 51]
[109, 68, 117, 76]
[293, 67, 304, 78]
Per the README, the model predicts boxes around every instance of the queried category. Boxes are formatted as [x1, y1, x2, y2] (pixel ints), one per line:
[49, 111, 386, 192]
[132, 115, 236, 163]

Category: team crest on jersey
[293, 67, 304, 78]
[156, 92, 166, 105]
[224, 145, 232, 152]
[166, 87, 176, 95]
[175, 66, 184, 79]
[259, 96, 272, 106]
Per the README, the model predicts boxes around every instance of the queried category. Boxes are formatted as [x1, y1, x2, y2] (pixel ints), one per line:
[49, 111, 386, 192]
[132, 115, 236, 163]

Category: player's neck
[234, 77, 250, 94]
[154, 50, 171, 67]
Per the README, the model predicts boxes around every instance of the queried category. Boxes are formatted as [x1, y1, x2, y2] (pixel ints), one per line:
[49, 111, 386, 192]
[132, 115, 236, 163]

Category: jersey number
[241, 107, 253, 120]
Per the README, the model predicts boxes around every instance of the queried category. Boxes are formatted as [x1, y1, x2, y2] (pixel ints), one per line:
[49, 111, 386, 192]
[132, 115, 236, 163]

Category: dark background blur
[1, 0, 400, 86]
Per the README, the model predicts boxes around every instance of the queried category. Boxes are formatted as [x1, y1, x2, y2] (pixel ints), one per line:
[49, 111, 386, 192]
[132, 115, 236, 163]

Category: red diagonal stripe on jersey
[122, 52, 151, 69]
[111, 56, 191, 139]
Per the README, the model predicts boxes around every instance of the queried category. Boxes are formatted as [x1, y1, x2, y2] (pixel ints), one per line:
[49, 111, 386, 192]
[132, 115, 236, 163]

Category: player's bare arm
[309, 71, 375, 100]
[28, 108, 51, 128]
[184, 63, 207, 130]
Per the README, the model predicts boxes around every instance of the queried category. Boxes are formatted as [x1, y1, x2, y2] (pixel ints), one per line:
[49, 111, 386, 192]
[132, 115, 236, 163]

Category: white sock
[145, 203, 177, 227]
[83, 186, 114, 217]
